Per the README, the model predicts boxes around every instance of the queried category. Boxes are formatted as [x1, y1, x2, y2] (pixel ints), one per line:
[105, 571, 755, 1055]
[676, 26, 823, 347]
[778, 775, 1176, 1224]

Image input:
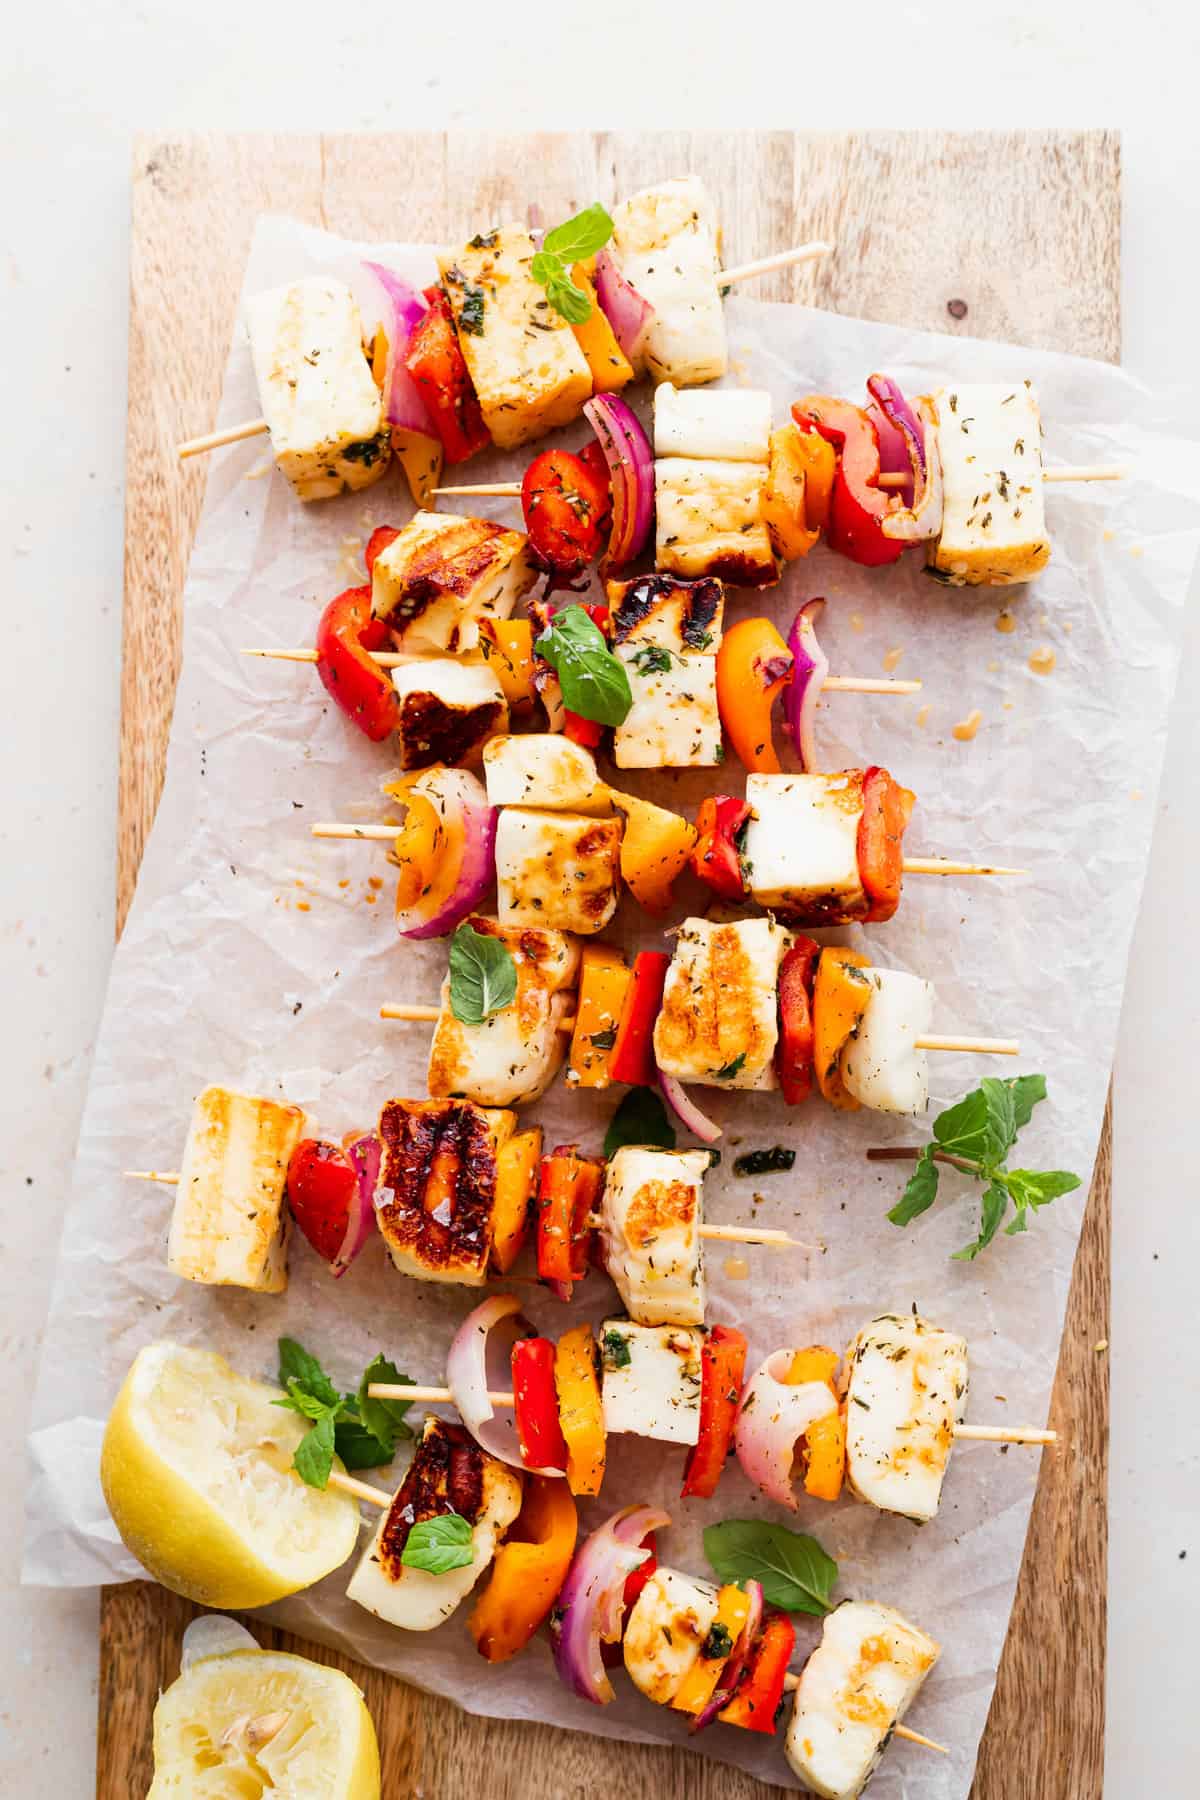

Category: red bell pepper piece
[681, 1325, 748, 1499]
[536, 1147, 603, 1298]
[511, 1336, 569, 1473]
[521, 448, 611, 578]
[622, 1530, 658, 1611]
[608, 951, 671, 1087]
[314, 585, 399, 743]
[776, 936, 821, 1105]
[405, 288, 491, 464]
[794, 396, 905, 568]
[285, 1138, 358, 1265]
[689, 796, 751, 901]
[719, 1611, 796, 1733]
[857, 766, 916, 923]
[363, 525, 401, 578]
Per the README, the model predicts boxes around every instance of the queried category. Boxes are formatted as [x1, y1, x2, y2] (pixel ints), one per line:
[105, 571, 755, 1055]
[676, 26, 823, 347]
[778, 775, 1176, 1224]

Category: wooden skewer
[954, 1422, 1057, 1445]
[178, 417, 269, 460]
[877, 464, 1126, 490]
[327, 1468, 392, 1508]
[778, 1673, 948, 1752]
[721, 242, 835, 285]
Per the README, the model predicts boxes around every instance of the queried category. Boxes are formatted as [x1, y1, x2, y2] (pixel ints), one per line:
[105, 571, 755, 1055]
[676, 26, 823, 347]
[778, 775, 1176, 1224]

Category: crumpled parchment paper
[23, 216, 1200, 1795]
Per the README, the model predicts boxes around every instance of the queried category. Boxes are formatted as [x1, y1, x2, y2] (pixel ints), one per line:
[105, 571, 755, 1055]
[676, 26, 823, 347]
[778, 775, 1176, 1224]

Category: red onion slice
[391, 768, 497, 941]
[357, 261, 437, 437]
[658, 1070, 722, 1145]
[331, 1130, 380, 1277]
[867, 373, 926, 510]
[446, 1295, 530, 1471]
[584, 394, 655, 574]
[784, 599, 830, 773]
[593, 250, 655, 365]
[734, 1350, 840, 1510]
[881, 397, 944, 543]
[551, 1504, 672, 1705]
[690, 1578, 765, 1733]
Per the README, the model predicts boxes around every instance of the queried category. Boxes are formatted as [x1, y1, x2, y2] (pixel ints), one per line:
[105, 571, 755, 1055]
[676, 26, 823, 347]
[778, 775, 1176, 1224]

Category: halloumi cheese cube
[437, 226, 593, 450]
[166, 1086, 306, 1293]
[607, 572, 724, 769]
[607, 573, 724, 654]
[654, 382, 772, 462]
[347, 1417, 523, 1632]
[371, 511, 536, 655]
[839, 968, 934, 1115]
[374, 1098, 515, 1286]
[600, 1147, 708, 1326]
[741, 772, 868, 921]
[655, 456, 778, 588]
[599, 1321, 704, 1444]
[494, 807, 622, 935]
[428, 916, 580, 1107]
[843, 1313, 969, 1522]
[244, 277, 388, 502]
[930, 381, 1051, 585]
[785, 1600, 940, 1799]
[610, 177, 727, 387]
[654, 916, 788, 1091]
[482, 734, 611, 814]
[623, 1567, 721, 1705]
[391, 658, 507, 770]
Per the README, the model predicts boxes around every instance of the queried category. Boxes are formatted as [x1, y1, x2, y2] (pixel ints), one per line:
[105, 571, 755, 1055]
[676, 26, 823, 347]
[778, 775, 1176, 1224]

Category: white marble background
[3, 3, 1198, 1792]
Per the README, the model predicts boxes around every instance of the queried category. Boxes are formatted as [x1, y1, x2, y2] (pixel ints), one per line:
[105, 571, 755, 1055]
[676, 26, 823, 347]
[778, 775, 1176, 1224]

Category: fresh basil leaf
[1004, 1168, 1081, 1210]
[357, 1355, 415, 1451]
[530, 249, 560, 287]
[713, 1052, 747, 1081]
[953, 1180, 1011, 1261]
[449, 922, 518, 1025]
[1008, 1073, 1048, 1132]
[535, 605, 632, 726]
[545, 271, 594, 325]
[703, 1519, 837, 1617]
[604, 1086, 676, 1158]
[887, 1144, 940, 1226]
[402, 1512, 475, 1574]
[292, 1410, 337, 1489]
[277, 1338, 340, 1410]
[332, 1415, 395, 1471]
[543, 202, 614, 264]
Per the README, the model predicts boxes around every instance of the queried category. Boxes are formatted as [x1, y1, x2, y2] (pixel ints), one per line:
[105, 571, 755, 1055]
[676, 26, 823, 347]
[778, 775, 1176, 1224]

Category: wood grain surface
[103, 130, 1117, 1799]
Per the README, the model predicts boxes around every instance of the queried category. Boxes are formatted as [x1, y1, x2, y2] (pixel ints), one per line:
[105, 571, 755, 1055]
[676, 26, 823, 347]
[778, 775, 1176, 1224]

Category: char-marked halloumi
[600, 1147, 709, 1327]
[599, 1321, 704, 1444]
[166, 1086, 307, 1293]
[655, 456, 778, 588]
[839, 968, 934, 1115]
[740, 773, 868, 921]
[609, 178, 727, 387]
[843, 1314, 969, 1522]
[373, 1098, 515, 1286]
[653, 383, 772, 463]
[371, 511, 536, 655]
[623, 1567, 721, 1705]
[930, 382, 1051, 586]
[785, 1600, 940, 1799]
[482, 735, 612, 815]
[653, 917, 788, 1091]
[607, 573, 725, 770]
[391, 658, 507, 770]
[428, 916, 580, 1107]
[347, 1417, 523, 1632]
[244, 277, 389, 502]
[437, 226, 593, 450]
[494, 807, 623, 936]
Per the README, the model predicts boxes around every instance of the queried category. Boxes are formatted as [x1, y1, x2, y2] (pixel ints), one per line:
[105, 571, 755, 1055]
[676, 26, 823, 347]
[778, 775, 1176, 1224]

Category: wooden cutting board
[101, 130, 1116, 1799]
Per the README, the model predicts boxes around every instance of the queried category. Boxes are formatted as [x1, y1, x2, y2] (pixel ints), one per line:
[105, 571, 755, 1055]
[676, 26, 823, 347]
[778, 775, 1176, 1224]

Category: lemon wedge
[101, 1342, 362, 1608]
[148, 1616, 380, 1798]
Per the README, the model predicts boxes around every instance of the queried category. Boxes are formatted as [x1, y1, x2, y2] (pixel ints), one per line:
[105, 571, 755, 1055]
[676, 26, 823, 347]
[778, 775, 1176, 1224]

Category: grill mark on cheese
[396, 692, 505, 769]
[377, 1418, 484, 1578]
[656, 923, 769, 1072]
[388, 520, 517, 628]
[608, 573, 723, 646]
[624, 1179, 698, 1250]
[375, 1099, 499, 1274]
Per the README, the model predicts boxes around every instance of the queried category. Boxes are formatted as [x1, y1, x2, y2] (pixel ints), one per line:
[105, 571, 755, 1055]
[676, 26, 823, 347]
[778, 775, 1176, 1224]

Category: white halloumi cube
[166, 1086, 306, 1293]
[494, 807, 622, 936]
[371, 511, 536, 655]
[600, 1147, 709, 1327]
[741, 773, 868, 921]
[843, 1313, 969, 1522]
[428, 917, 580, 1107]
[608, 570, 724, 767]
[654, 382, 772, 462]
[930, 382, 1051, 585]
[599, 1321, 704, 1445]
[610, 177, 727, 386]
[437, 226, 593, 450]
[655, 456, 778, 588]
[623, 1567, 721, 1705]
[785, 1600, 940, 1799]
[653, 916, 788, 1091]
[347, 1418, 523, 1632]
[244, 277, 388, 502]
[374, 1098, 515, 1286]
[839, 968, 934, 1115]
[482, 734, 611, 814]
[390, 658, 507, 770]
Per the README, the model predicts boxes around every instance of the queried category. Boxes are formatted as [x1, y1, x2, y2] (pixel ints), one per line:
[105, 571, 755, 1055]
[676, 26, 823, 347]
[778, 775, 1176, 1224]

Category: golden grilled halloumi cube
[608, 573, 724, 769]
[600, 1146, 708, 1326]
[390, 658, 507, 771]
[437, 227, 593, 450]
[166, 1086, 307, 1293]
[373, 1098, 515, 1286]
[930, 382, 1051, 585]
[244, 277, 388, 501]
[740, 772, 868, 921]
[610, 177, 727, 387]
[655, 456, 778, 588]
[843, 1313, 969, 1522]
[494, 808, 622, 935]
[371, 511, 536, 655]
[482, 734, 612, 814]
[653, 916, 788, 1091]
[623, 1567, 721, 1705]
[428, 916, 581, 1107]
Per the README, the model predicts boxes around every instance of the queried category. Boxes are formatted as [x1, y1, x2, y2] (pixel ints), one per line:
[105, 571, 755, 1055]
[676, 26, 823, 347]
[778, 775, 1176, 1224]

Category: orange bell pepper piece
[609, 788, 698, 916]
[812, 947, 872, 1110]
[491, 1128, 542, 1273]
[788, 416, 837, 534]
[715, 618, 793, 774]
[857, 766, 916, 923]
[553, 1324, 606, 1496]
[785, 1347, 845, 1502]
[671, 1584, 753, 1714]
[761, 424, 820, 561]
[567, 946, 631, 1090]
[384, 783, 453, 920]
[479, 617, 537, 711]
[569, 262, 635, 393]
[467, 1475, 578, 1662]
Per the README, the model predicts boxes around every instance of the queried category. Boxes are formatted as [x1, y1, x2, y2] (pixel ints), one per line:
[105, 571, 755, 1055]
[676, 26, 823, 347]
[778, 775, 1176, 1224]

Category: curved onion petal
[331, 1130, 380, 1277]
[551, 1505, 672, 1705]
[658, 1070, 722, 1145]
[181, 1615, 259, 1671]
[690, 1578, 764, 1733]
[866, 373, 926, 513]
[881, 397, 944, 543]
[734, 1350, 840, 1510]
[593, 250, 655, 365]
[390, 767, 497, 940]
[784, 599, 830, 773]
[356, 262, 437, 436]
[584, 394, 655, 574]
[446, 1295, 533, 1471]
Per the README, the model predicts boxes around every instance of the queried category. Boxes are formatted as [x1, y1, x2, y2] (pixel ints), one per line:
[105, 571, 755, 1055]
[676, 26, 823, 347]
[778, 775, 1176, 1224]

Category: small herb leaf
[277, 1338, 340, 1410]
[604, 1086, 676, 1158]
[357, 1355, 415, 1452]
[449, 923, 518, 1025]
[887, 1144, 940, 1226]
[544, 272, 593, 325]
[953, 1180, 1011, 1261]
[543, 203, 614, 264]
[535, 606, 632, 726]
[292, 1410, 337, 1489]
[402, 1512, 475, 1574]
[703, 1519, 838, 1617]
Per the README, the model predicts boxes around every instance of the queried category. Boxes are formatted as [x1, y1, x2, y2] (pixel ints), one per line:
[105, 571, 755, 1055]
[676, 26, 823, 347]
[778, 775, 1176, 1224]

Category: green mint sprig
[530, 203, 614, 323]
[402, 1512, 474, 1574]
[448, 922, 518, 1025]
[274, 1339, 414, 1489]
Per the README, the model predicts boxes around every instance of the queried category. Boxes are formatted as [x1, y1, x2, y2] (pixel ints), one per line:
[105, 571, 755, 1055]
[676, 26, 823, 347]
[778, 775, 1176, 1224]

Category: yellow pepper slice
[567, 946, 630, 1090]
[468, 1476, 578, 1662]
[785, 1346, 845, 1502]
[569, 262, 635, 393]
[812, 947, 872, 1110]
[671, 1584, 753, 1714]
[491, 1128, 542, 1273]
[608, 789, 699, 916]
[554, 1324, 606, 1497]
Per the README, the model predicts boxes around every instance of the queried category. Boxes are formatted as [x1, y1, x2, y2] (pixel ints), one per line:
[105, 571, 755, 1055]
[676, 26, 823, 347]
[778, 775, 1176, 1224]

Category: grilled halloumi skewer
[165, 1086, 307, 1293]
[607, 573, 724, 768]
[928, 381, 1051, 586]
[428, 916, 580, 1106]
[599, 1146, 709, 1327]
[652, 384, 778, 588]
[653, 916, 790, 1092]
[843, 1313, 969, 1522]
[609, 177, 728, 387]
[373, 1098, 517, 1286]
[370, 511, 537, 656]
